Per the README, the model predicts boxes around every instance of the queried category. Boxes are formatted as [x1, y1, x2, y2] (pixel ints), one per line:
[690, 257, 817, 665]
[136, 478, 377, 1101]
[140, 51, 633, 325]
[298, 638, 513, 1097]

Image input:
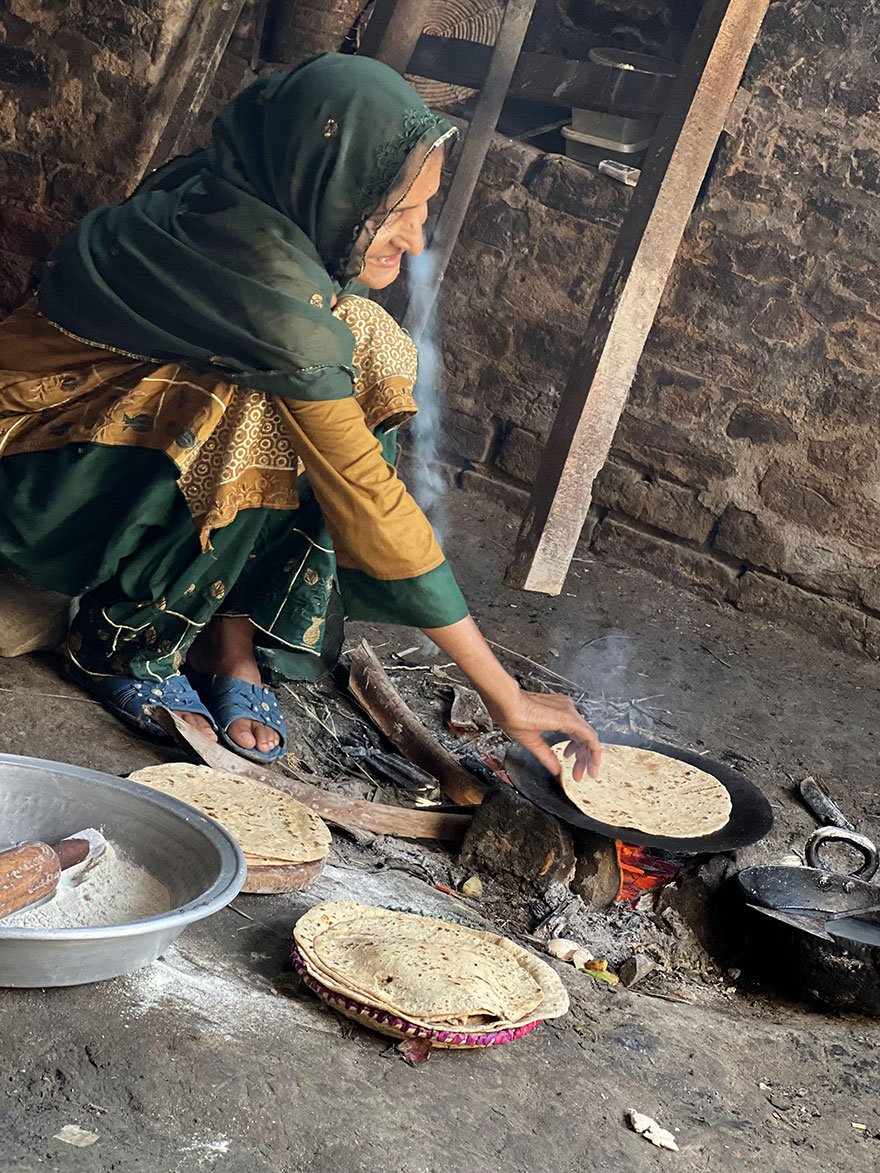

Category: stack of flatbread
[130, 763, 331, 893]
[292, 901, 568, 1047]
[551, 741, 732, 838]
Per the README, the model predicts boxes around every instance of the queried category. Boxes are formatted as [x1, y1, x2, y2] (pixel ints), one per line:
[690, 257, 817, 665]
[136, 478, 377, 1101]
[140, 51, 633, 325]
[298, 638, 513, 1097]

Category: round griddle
[504, 731, 773, 854]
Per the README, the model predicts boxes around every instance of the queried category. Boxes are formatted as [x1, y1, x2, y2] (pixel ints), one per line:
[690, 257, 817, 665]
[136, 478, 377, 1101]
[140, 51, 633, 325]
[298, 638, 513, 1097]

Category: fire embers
[615, 841, 683, 905]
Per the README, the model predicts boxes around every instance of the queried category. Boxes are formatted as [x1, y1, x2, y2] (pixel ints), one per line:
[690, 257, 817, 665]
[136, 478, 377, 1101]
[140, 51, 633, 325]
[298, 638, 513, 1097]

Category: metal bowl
[0, 753, 246, 987]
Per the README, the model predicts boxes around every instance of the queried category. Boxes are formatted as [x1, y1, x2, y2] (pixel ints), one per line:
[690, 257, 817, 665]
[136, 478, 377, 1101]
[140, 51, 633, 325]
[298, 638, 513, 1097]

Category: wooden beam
[403, 0, 536, 340]
[144, 0, 247, 174]
[505, 0, 769, 595]
[148, 706, 472, 841]
[408, 37, 674, 117]
[357, 0, 434, 73]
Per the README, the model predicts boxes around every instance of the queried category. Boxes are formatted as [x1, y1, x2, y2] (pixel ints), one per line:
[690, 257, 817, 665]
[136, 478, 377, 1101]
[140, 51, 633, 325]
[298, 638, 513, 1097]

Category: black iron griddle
[504, 730, 773, 854]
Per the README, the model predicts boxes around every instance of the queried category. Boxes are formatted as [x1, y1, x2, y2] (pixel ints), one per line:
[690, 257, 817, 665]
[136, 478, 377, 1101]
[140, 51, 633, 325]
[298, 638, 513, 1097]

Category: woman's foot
[185, 617, 281, 756]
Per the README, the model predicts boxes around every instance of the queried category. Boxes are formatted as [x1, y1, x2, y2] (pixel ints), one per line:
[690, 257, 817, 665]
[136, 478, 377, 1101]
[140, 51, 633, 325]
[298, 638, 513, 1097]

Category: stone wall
[2, 0, 879, 655]
[431, 0, 880, 657]
[0, 0, 214, 315]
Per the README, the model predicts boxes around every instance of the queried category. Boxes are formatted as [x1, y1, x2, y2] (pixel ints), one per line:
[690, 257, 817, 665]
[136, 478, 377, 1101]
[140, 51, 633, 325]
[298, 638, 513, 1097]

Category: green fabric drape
[38, 54, 454, 401]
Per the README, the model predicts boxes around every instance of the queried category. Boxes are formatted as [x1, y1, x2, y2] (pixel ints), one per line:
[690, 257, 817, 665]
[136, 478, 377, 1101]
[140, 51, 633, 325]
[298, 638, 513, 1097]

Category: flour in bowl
[4, 829, 172, 929]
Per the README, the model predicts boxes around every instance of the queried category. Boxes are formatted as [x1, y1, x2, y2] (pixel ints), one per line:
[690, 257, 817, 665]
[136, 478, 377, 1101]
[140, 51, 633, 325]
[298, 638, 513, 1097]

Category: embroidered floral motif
[309, 293, 324, 308]
[302, 617, 323, 647]
[304, 568, 320, 586]
[210, 580, 226, 600]
[354, 107, 448, 217]
[323, 118, 339, 138]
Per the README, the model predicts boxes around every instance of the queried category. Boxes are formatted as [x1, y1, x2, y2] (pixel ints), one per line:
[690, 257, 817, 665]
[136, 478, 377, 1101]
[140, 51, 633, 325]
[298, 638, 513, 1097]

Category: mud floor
[1, 489, 879, 1172]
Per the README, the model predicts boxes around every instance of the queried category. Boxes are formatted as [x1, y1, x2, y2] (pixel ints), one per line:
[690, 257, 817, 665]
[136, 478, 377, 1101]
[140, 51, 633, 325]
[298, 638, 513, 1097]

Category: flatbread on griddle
[552, 741, 732, 838]
[294, 902, 568, 1031]
[129, 763, 331, 864]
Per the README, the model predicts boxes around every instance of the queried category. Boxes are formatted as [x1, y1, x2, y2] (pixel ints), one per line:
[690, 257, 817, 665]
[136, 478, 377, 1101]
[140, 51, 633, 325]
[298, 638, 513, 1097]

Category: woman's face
[360, 149, 444, 290]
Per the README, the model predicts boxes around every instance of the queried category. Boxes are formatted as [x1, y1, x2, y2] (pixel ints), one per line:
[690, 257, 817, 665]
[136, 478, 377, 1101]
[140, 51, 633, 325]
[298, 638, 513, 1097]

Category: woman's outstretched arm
[423, 616, 601, 782]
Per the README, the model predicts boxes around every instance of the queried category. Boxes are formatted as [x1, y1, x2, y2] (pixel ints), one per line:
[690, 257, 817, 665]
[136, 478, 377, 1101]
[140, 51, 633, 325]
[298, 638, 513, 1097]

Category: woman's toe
[228, 717, 257, 749]
[178, 711, 218, 742]
[254, 722, 279, 753]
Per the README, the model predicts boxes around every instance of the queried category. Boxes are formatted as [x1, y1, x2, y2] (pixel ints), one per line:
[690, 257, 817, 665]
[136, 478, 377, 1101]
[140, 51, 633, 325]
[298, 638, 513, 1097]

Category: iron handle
[804, 826, 880, 881]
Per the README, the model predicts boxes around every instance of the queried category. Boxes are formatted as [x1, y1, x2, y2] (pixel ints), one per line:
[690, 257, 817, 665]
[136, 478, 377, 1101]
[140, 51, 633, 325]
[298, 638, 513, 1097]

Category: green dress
[0, 55, 467, 684]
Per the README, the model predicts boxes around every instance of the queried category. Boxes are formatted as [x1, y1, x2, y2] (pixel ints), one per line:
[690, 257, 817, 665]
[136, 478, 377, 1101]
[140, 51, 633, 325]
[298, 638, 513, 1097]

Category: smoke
[406, 249, 447, 544]
[548, 625, 659, 738]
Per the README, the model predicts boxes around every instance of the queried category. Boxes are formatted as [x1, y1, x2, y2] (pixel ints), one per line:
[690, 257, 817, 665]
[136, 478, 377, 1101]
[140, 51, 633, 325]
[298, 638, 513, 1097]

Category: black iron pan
[733, 827, 880, 1011]
[504, 730, 773, 854]
[737, 826, 880, 949]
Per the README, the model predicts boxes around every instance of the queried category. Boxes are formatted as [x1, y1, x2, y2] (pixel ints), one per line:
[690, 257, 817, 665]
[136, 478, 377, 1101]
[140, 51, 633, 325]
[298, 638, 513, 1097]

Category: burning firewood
[347, 639, 487, 807]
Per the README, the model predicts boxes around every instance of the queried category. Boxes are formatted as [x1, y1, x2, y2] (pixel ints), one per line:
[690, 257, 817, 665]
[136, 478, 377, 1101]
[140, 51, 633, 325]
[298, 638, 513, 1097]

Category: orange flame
[615, 841, 682, 904]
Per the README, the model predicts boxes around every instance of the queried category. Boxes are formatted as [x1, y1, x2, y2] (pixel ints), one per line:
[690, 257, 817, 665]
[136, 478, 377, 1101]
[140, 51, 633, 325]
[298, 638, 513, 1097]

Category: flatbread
[294, 901, 568, 1031]
[129, 763, 331, 864]
[552, 741, 732, 838]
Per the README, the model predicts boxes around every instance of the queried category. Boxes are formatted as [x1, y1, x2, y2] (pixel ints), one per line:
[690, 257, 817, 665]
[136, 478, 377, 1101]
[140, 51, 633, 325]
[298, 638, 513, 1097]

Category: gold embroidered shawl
[0, 295, 418, 550]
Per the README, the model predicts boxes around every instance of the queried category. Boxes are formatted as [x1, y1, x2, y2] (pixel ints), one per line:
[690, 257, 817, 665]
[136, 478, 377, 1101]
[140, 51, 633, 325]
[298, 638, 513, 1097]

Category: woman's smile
[370, 252, 403, 268]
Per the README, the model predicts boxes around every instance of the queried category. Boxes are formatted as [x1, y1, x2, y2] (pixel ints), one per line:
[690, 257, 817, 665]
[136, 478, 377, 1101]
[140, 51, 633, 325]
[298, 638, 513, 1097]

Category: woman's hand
[485, 686, 602, 783]
[422, 616, 602, 784]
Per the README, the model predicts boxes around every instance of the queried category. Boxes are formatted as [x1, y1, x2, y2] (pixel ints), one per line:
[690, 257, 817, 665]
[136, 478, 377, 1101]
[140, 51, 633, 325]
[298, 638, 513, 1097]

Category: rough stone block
[731, 570, 872, 656]
[458, 784, 575, 891]
[0, 46, 50, 88]
[570, 830, 619, 910]
[479, 139, 532, 189]
[593, 461, 716, 544]
[726, 232, 814, 289]
[825, 317, 880, 376]
[644, 318, 769, 395]
[592, 517, 737, 598]
[445, 239, 509, 302]
[714, 505, 786, 571]
[0, 252, 36, 315]
[0, 149, 45, 204]
[0, 207, 56, 261]
[515, 316, 583, 378]
[469, 199, 530, 252]
[440, 409, 498, 465]
[523, 154, 630, 226]
[849, 148, 880, 195]
[755, 464, 880, 555]
[459, 468, 530, 514]
[629, 357, 728, 423]
[726, 403, 797, 444]
[749, 297, 816, 348]
[807, 434, 877, 478]
[494, 425, 543, 486]
[614, 413, 736, 490]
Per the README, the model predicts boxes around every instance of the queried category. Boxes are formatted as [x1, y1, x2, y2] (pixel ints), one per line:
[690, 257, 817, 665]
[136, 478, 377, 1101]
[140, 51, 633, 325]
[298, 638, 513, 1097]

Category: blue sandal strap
[68, 667, 217, 741]
[187, 672, 286, 764]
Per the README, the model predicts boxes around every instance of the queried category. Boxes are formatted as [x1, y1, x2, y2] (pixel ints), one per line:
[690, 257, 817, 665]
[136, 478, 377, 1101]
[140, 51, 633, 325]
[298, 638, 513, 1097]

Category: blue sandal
[68, 666, 218, 742]
[187, 672, 287, 764]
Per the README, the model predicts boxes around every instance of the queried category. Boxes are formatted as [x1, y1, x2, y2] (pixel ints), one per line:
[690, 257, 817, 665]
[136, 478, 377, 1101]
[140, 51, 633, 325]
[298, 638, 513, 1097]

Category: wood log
[146, 706, 471, 843]
[347, 640, 487, 806]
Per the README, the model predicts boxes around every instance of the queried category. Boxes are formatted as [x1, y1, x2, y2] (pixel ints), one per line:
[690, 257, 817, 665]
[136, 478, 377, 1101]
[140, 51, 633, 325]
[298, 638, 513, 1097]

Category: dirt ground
[1, 489, 879, 1172]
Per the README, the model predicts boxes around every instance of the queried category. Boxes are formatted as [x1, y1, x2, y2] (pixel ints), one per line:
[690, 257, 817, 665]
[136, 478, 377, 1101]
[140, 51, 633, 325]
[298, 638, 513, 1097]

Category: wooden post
[357, 0, 434, 73]
[505, 0, 769, 595]
[144, 0, 247, 174]
[404, 0, 536, 340]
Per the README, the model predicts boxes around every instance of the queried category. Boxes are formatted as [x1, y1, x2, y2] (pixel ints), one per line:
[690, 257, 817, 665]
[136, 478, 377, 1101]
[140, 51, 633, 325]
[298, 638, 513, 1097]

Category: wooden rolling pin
[0, 838, 91, 919]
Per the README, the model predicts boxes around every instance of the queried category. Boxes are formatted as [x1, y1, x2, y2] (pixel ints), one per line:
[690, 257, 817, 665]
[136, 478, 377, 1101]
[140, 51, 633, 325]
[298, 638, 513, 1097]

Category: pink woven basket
[290, 946, 542, 1049]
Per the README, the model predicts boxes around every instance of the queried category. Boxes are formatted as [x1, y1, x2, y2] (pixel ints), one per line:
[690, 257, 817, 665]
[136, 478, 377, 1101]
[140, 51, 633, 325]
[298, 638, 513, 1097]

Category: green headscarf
[38, 54, 453, 400]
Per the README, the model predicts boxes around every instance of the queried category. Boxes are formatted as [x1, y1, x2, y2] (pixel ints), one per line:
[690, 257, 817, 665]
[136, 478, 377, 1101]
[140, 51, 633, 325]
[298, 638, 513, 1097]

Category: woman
[0, 54, 600, 779]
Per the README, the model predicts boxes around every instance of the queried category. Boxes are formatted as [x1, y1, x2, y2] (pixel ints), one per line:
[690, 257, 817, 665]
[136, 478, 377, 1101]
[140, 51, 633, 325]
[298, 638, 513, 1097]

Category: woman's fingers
[500, 689, 602, 783]
[520, 733, 563, 778]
